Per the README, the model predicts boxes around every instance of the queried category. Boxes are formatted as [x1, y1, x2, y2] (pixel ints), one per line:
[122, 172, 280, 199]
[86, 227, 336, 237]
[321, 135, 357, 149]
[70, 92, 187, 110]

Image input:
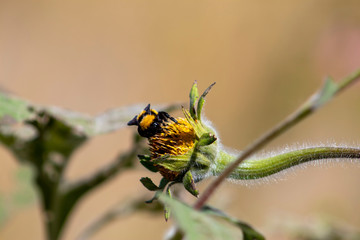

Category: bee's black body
[127, 104, 177, 138]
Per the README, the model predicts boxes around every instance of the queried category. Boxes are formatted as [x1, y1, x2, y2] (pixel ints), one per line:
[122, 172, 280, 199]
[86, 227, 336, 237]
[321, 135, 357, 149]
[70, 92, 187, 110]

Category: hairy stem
[213, 147, 360, 180]
[194, 69, 360, 210]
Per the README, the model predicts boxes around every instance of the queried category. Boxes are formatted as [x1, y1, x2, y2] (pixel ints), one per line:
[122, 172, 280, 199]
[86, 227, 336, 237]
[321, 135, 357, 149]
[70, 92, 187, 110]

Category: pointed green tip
[183, 171, 199, 197]
[198, 133, 217, 146]
[189, 81, 199, 119]
[196, 82, 216, 120]
[164, 207, 171, 221]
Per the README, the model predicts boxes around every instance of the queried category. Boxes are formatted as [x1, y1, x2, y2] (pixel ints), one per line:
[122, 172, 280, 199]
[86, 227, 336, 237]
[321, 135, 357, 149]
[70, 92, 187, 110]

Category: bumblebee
[127, 104, 177, 138]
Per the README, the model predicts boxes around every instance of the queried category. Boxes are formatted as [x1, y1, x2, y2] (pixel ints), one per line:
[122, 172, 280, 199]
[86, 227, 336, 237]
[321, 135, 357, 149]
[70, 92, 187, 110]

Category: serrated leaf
[140, 177, 160, 191]
[159, 195, 247, 240]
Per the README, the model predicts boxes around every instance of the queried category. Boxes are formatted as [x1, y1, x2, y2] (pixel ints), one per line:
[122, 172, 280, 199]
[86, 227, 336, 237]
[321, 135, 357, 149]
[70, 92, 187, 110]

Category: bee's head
[127, 104, 158, 131]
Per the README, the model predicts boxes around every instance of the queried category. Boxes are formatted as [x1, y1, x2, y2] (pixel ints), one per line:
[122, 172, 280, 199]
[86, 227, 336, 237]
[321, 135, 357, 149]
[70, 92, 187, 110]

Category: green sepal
[152, 153, 192, 172]
[183, 171, 199, 197]
[140, 177, 160, 191]
[189, 81, 199, 119]
[182, 107, 207, 138]
[138, 154, 151, 161]
[198, 132, 217, 147]
[197, 82, 216, 120]
[138, 155, 158, 172]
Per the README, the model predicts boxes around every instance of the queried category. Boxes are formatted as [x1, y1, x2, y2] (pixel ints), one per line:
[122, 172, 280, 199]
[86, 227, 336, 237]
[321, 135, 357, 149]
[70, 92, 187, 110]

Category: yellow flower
[149, 118, 196, 180]
[131, 82, 218, 197]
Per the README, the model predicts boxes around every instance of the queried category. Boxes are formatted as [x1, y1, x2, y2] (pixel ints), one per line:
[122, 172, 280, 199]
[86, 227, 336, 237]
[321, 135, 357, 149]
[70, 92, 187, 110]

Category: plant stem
[214, 147, 360, 179]
[194, 69, 360, 210]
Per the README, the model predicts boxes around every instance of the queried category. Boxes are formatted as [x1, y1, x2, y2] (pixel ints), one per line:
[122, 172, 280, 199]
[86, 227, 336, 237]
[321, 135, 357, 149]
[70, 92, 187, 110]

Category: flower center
[148, 118, 196, 180]
[149, 118, 195, 158]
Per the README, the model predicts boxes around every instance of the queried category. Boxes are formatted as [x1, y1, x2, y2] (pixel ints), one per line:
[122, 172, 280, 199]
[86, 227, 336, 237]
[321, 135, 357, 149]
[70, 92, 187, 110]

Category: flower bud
[131, 82, 219, 195]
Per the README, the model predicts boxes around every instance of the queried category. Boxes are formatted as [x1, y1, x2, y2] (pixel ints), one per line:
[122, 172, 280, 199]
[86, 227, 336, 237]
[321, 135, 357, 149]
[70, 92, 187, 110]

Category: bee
[127, 104, 177, 138]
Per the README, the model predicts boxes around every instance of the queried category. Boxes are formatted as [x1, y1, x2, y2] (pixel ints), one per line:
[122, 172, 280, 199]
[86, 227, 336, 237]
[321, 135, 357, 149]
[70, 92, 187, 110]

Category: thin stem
[194, 69, 360, 210]
[214, 147, 360, 179]
[337, 69, 360, 92]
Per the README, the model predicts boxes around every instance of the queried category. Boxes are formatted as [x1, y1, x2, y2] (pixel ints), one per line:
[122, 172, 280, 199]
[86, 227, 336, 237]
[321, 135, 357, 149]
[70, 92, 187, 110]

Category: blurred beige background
[1, 0, 360, 239]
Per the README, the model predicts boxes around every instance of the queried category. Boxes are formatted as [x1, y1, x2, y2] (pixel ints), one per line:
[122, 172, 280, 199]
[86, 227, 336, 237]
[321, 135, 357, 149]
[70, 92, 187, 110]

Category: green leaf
[12, 166, 37, 207]
[183, 171, 199, 197]
[197, 82, 216, 120]
[235, 222, 265, 240]
[159, 177, 169, 189]
[0, 110, 88, 166]
[0, 93, 33, 122]
[159, 195, 248, 240]
[140, 177, 160, 191]
[152, 154, 190, 172]
[144, 178, 170, 203]
[138, 155, 159, 172]
[203, 206, 265, 240]
[189, 81, 199, 119]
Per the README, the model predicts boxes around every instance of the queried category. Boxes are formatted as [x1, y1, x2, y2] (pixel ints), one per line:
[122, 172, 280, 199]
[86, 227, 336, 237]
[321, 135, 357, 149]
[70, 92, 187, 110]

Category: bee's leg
[158, 111, 178, 123]
[169, 116, 178, 123]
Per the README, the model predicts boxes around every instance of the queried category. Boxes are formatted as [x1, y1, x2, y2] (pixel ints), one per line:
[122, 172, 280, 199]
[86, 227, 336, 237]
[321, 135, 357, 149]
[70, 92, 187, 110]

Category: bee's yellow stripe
[140, 114, 156, 130]
[137, 110, 146, 121]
